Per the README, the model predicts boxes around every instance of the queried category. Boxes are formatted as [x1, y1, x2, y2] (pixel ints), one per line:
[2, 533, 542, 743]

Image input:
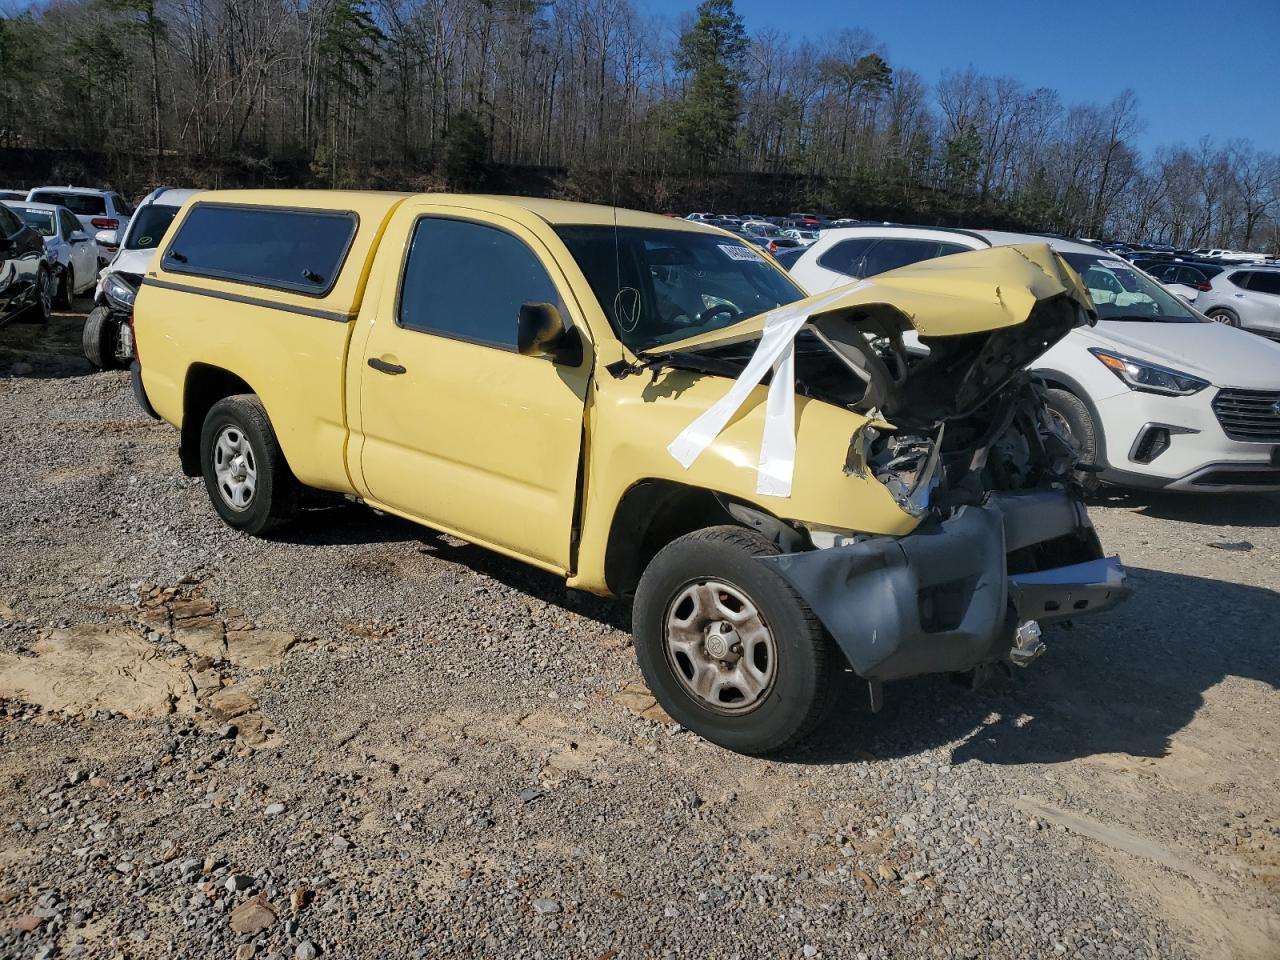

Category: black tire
[55, 266, 74, 309]
[1204, 308, 1240, 327]
[24, 266, 51, 324]
[82, 306, 117, 370]
[633, 525, 838, 755]
[199, 395, 300, 536]
[1045, 388, 1098, 465]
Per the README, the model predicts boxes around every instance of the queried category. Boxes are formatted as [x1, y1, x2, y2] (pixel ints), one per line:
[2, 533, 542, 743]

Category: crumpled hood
[1077, 319, 1280, 390]
[657, 243, 1096, 353]
[661, 244, 1097, 497]
[103, 247, 155, 280]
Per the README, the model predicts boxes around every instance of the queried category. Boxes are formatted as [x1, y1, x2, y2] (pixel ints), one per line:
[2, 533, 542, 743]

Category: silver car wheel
[38, 269, 51, 317]
[212, 425, 257, 511]
[664, 579, 777, 714]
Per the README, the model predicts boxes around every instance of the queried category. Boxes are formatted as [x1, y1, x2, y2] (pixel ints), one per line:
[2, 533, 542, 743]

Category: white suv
[791, 226, 1280, 492]
[1192, 266, 1280, 340]
[25, 186, 132, 260]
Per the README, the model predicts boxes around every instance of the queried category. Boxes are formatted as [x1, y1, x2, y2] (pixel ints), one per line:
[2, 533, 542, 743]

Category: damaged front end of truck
[645, 244, 1131, 688]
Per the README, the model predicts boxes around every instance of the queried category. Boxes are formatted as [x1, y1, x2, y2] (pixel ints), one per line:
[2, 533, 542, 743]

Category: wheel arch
[180, 364, 257, 477]
[602, 479, 801, 598]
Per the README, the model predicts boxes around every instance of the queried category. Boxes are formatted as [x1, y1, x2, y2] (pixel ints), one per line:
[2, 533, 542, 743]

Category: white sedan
[2, 201, 100, 306]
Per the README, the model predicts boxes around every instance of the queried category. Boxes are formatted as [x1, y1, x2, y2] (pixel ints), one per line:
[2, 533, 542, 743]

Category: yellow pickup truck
[132, 190, 1128, 753]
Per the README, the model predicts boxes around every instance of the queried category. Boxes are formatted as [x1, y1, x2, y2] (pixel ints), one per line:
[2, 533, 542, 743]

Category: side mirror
[95, 229, 119, 247]
[518, 302, 582, 366]
[69, 230, 89, 244]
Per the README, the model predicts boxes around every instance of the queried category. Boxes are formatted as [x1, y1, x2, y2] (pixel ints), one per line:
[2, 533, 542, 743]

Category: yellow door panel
[355, 205, 591, 572]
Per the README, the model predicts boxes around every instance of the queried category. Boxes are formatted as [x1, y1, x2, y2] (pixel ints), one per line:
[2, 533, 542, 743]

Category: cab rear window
[161, 204, 357, 296]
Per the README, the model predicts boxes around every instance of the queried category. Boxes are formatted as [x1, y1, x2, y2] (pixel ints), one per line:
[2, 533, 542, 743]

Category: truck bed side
[135, 190, 409, 494]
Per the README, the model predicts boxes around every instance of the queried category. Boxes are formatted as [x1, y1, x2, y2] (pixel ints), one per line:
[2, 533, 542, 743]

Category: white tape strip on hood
[667, 281, 870, 497]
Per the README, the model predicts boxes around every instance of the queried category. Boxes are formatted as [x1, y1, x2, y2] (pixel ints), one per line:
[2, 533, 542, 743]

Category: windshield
[125, 203, 180, 250]
[12, 208, 54, 236]
[1060, 252, 1202, 323]
[555, 226, 804, 352]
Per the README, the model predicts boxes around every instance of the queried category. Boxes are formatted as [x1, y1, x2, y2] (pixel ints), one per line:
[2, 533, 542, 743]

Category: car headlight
[102, 273, 137, 310]
[1088, 348, 1208, 396]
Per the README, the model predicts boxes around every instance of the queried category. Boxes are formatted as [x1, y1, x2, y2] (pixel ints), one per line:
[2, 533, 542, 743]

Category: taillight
[1196, 282, 1211, 292]
[91, 217, 119, 231]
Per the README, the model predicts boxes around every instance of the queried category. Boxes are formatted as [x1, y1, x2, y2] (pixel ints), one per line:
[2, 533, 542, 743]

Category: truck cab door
[352, 204, 592, 574]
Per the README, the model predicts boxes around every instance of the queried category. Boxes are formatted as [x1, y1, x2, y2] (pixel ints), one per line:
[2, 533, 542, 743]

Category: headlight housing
[102, 273, 137, 311]
[1089, 348, 1209, 396]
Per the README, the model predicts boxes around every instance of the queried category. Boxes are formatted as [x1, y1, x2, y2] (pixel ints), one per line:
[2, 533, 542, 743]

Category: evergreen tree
[672, 0, 748, 167]
[441, 110, 491, 189]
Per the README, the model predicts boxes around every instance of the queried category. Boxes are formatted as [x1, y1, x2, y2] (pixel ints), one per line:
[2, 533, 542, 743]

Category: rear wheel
[55, 266, 74, 309]
[24, 267, 51, 324]
[199, 395, 300, 536]
[1205, 308, 1240, 327]
[633, 525, 838, 755]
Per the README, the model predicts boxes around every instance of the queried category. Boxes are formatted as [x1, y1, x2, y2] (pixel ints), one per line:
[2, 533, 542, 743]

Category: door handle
[368, 357, 407, 375]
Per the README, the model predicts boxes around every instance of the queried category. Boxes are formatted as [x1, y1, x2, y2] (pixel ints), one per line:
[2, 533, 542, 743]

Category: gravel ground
[1, 307, 1277, 960]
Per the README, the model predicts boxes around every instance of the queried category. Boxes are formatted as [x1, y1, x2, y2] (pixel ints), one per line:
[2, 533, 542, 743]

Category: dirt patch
[0, 624, 196, 719]
[0, 582, 305, 747]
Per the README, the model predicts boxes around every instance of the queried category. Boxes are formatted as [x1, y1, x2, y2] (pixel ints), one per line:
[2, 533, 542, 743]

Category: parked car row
[782, 223, 1280, 493]
[1, 185, 134, 331]
[2, 183, 201, 370]
[681, 212, 866, 256]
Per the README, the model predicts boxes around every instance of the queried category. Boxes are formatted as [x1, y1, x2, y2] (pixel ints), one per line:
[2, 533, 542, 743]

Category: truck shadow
[277, 503, 1278, 769]
[1092, 487, 1280, 528]
[281, 499, 634, 633]
[788, 565, 1280, 768]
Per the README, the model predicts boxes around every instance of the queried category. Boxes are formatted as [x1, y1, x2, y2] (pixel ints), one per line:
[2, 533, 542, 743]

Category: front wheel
[82, 306, 121, 370]
[633, 525, 838, 755]
[1045, 388, 1101, 493]
[199, 395, 300, 536]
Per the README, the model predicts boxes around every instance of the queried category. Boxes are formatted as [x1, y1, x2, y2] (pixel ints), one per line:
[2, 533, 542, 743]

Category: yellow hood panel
[655, 243, 1096, 353]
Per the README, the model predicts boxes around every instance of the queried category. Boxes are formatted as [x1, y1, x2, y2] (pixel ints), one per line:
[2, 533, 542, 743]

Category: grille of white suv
[1212, 388, 1280, 443]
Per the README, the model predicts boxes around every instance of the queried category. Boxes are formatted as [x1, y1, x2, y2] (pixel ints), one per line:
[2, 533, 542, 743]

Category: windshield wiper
[1101, 314, 1163, 322]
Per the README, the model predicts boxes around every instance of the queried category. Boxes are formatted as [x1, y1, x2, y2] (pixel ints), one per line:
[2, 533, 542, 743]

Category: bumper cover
[759, 490, 1130, 681]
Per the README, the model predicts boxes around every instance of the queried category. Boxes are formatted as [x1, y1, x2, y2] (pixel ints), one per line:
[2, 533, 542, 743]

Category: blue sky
[643, 0, 1280, 154]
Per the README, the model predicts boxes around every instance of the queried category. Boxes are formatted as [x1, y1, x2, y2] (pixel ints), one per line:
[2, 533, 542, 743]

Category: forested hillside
[1, 0, 1276, 248]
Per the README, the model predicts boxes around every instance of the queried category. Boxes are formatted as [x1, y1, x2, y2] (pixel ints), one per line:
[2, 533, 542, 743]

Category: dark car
[0, 202, 51, 327]
[772, 247, 806, 270]
[1133, 258, 1226, 296]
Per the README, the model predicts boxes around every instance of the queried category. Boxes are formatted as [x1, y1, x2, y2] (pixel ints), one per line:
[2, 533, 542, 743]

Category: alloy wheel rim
[212, 426, 257, 511]
[1046, 407, 1074, 442]
[663, 578, 777, 715]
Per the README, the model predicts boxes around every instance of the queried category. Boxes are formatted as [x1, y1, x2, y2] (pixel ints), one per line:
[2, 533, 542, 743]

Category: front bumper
[760, 490, 1130, 682]
[1094, 388, 1280, 491]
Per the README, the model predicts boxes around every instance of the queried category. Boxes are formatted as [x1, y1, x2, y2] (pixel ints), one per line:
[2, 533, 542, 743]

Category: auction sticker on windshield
[719, 243, 765, 263]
